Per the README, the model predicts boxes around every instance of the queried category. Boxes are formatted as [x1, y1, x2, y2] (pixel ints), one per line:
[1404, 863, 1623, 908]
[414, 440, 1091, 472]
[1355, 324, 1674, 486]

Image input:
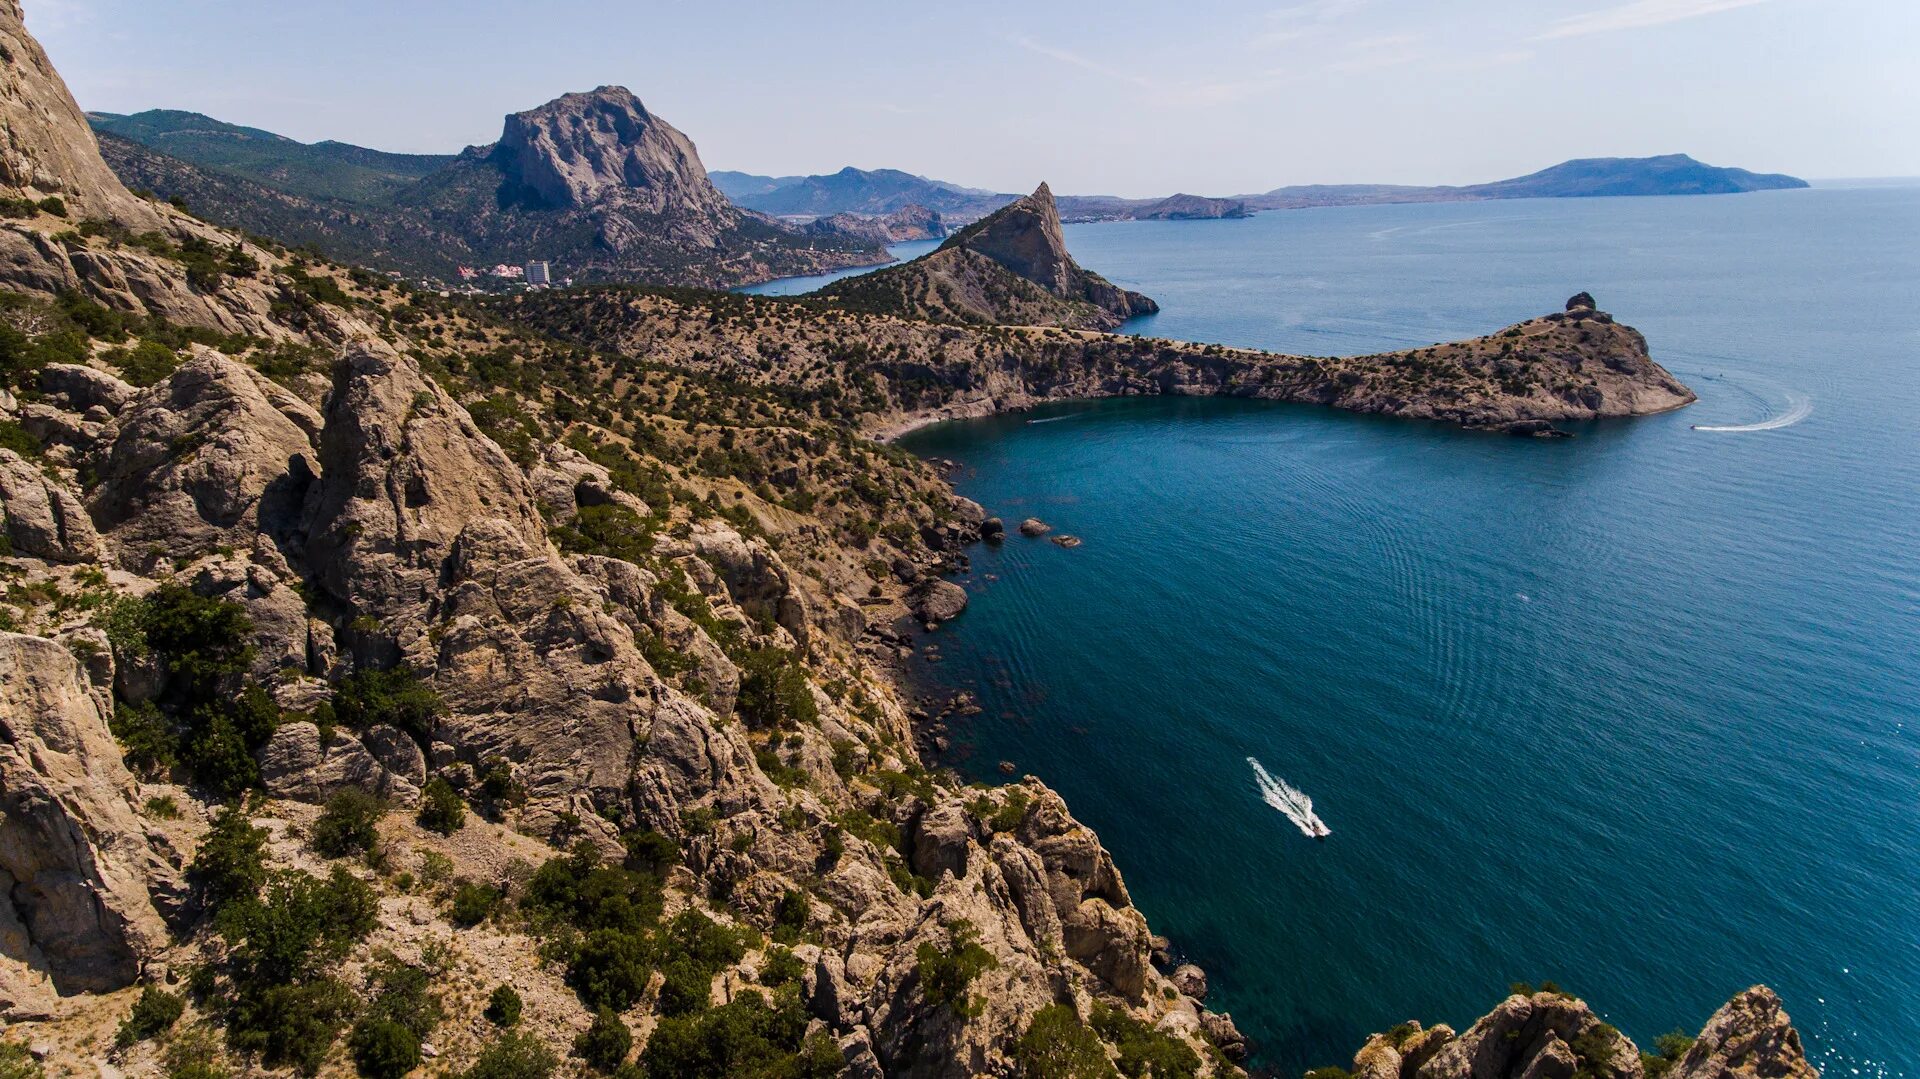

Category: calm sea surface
[735, 238, 941, 296]
[874, 189, 1916, 1077]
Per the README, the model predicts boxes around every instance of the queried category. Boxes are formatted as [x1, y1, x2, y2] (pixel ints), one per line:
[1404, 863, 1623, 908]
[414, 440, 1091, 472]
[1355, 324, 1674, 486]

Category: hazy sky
[30, 0, 1919, 197]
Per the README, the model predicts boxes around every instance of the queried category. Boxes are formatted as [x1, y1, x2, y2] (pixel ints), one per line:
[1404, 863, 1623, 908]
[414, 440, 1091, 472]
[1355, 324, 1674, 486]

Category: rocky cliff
[819, 183, 1158, 330]
[0, 7, 1246, 1073]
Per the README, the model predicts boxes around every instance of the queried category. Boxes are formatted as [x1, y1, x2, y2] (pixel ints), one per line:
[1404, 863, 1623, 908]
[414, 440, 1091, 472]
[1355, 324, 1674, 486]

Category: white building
[525, 260, 552, 287]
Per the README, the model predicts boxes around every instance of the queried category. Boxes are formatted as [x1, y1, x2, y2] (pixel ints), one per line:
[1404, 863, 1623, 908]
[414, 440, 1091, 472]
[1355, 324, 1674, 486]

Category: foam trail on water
[1692, 392, 1812, 433]
[1027, 413, 1083, 425]
[1248, 757, 1331, 838]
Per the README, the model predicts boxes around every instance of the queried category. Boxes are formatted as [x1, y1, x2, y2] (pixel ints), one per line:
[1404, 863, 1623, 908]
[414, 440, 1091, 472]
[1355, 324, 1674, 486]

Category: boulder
[0, 448, 102, 562]
[1017, 517, 1051, 537]
[38, 363, 133, 414]
[256, 721, 419, 805]
[1566, 292, 1597, 312]
[979, 517, 1005, 542]
[1171, 962, 1208, 1000]
[908, 579, 968, 625]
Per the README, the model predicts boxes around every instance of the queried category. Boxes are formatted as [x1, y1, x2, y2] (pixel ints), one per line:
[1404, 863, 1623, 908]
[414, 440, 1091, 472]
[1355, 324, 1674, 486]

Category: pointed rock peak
[0, 0, 160, 226]
[945, 179, 1074, 293]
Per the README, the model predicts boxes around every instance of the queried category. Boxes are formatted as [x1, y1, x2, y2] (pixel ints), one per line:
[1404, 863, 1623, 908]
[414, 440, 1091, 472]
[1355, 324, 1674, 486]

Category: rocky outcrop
[0, 633, 178, 1005]
[1347, 987, 1819, 1079]
[1669, 987, 1818, 1079]
[90, 351, 321, 571]
[820, 182, 1157, 330]
[0, 449, 102, 562]
[1414, 992, 1640, 1079]
[257, 721, 420, 805]
[0, 0, 162, 228]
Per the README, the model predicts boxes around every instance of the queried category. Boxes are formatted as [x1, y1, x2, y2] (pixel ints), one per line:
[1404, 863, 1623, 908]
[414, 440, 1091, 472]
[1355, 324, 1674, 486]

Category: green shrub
[459, 1032, 557, 1079]
[189, 805, 268, 912]
[640, 988, 840, 1079]
[735, 647, 817, 731]
[115, 984, 185, 1047]
[575, 1006, 633, 1072]
[914, 920, 997, 1017]
[117, 339, 180, 387]
[1091, 1002, 1202, 1079]
[1642, 1030, 1696, 1079]
[120, 585, 281, 797]
[771, 889, 809, 943]
[551, 502, 657, 563]
[326, 667, 443, 744]
[311, 788, 384, 858]
[450, 881, 500, 926]
[759, 946, 806, 987]
[0, 1041, 43, 1079]
[348, 1017, 419, 1079]
[160, 1025, 231, 1079]
[484, 984, 522, 1027]
[0, 419, 40, 457]
[1016, 1004, 1116, 1079]
[417, 776, 465, 834]
[111, 700, 178, 778]
[219, 868, 379, 1073]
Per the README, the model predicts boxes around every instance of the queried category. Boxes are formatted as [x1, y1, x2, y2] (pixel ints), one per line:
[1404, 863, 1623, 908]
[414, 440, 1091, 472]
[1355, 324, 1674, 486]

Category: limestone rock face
[495, 86, 736, 232]
[1669, 987, 1818, 1079]
[0, 0, 162, 228]
[38, 364, 134, 414]
[304, 341, 546, 637]
[257, 721, 420, 805]
[91, 352, 321, 570]
[0, 633, 177, 999]
[0, 449, 101, 562]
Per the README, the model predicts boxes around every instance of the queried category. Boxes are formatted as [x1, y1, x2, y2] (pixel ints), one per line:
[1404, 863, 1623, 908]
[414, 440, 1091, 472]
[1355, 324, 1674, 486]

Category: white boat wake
[1248, 757, 1331, 839]
[1027, 413, 1083, 425]
[1692, 393, 1812, 433]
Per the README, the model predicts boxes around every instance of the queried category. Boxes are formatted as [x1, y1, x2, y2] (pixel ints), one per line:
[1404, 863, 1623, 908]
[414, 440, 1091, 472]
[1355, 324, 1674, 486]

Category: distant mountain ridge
[89, 109, 453, 204]
[87, 103, 1809, 284]
[88, 93, 886, 288]
[720, 154, 1807, 221]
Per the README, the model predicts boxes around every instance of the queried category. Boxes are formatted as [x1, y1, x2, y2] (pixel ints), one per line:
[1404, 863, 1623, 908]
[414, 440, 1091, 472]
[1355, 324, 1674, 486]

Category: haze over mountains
[90, 100, 1807, 290]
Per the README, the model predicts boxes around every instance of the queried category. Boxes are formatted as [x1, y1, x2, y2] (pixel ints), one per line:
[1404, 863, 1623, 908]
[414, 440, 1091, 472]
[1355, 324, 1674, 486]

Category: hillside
[720, 166, 1011, 220]
[88, 109, 454, 204]
[817, 183, 1159, 330]
[89, 90, 889, 288]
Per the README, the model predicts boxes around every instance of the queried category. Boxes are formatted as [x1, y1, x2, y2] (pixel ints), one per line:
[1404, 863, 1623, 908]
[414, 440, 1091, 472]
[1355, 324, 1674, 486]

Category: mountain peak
[492, 86, 730, 219]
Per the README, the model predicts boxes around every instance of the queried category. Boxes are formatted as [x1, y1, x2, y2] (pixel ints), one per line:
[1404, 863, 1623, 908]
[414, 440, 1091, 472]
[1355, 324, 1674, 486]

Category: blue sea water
[734, 238, 942, 296]
[884, 189, 1920, 1077]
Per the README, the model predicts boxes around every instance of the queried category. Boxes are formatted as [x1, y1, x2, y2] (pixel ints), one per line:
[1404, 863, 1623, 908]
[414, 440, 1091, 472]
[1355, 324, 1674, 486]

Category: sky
[29, 0, 1920, 198]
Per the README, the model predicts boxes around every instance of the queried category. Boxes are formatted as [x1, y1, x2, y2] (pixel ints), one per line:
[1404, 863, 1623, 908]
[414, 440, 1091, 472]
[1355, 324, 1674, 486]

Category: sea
[771, 186, 1920, 1077]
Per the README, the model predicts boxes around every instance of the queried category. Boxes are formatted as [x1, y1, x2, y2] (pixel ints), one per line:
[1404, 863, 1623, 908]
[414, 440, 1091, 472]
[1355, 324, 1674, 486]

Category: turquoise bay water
[891, 190, 1919, 1077]
[735, 238, 941, 296]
